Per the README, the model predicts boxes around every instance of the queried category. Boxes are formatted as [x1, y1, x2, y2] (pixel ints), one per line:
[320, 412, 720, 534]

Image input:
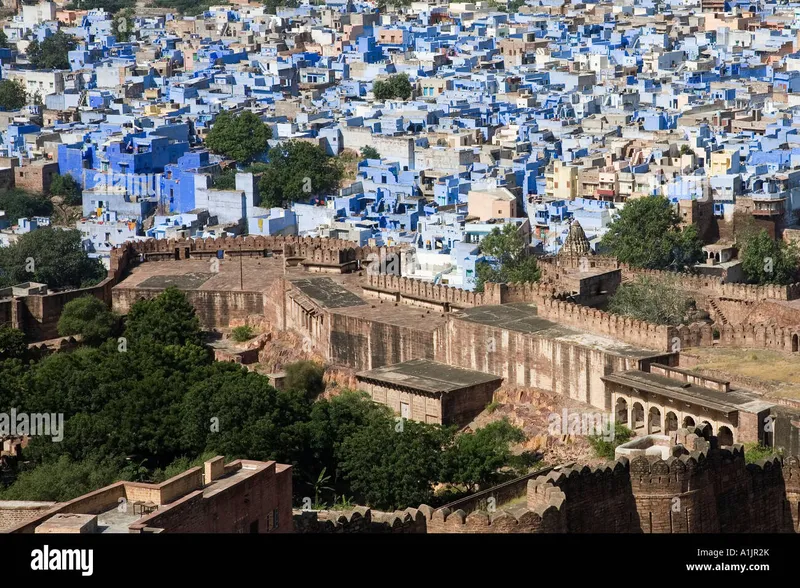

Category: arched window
[632, 403, 645, 432]
[648, 407, 662, 434]
[615, 397, 629, 427]
[718, 426, 734, 447]
[665, 412, 679, 434]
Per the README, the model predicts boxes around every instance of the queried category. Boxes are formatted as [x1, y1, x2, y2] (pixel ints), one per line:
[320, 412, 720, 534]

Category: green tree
[283, 360, 325, 399]
[0, 30, 9, 49]
[360, 146, 381, 160]
[608, 275, 695, 326]
[600, 196, 703, 270]
[0, 189, 53, 220]
[262, 0, 299, 13]
[49, 173, 82, 206]
[305, 390, 389, 493]
[152, 0, 226, 14]
[231, 325, 254, 342]
[0, 455, 130, 502]
[739, 229, 799, 285]
[743, 442, 782, 465]
[57, 295, 119, 346]
[338, 417, 452, 510]
[27, 31, 77, 70]
[180, 363, 309, 464]
[588, 423, 633, 460]
[0, 79, 27, 111]
[373, 74, 413, 101]
[205, 111, 272, 164]
[111, 9, 135, 43]
[66, 0, 135, 11]
[0, 326, 27, 361]
[123, 287, 202, 348]
[213, 169, 237, 189]
[475, 223, 541, 291]
[258, 141, 342, 208]
[441, 419, 527, 492]
[0, 228, 106, 289]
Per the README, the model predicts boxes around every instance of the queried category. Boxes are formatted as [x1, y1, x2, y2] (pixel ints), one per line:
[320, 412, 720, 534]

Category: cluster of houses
[1, 0, 800, 287]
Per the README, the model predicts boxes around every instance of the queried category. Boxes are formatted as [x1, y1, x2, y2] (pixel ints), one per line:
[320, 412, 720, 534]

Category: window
[273, 509, 279, 529]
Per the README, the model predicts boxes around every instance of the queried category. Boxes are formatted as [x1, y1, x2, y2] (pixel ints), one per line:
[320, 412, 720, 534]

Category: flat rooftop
[291, 277, 367, 309]
[455, 303, 666, 359]
[357, 358, 502, 394]
[114, 257, 293, 293]
[602, 370, 766, 414]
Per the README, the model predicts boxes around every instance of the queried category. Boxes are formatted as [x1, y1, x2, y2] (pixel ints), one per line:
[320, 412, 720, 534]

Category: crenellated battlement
[427, 498, 566, 533]
[674, 322, 800, 352]
[543, 255, 800, 301]
[536, 296, 675, 351]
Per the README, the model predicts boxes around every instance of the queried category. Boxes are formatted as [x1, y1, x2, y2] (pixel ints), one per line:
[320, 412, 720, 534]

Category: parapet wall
[543, 255, 800, 301]
[362, 275, 565, 310]
[426, 499, 567, 533]
[363, 274, 495, 308]
[536, 297, 675, 351]
[293, 506, 429, 533]
[674, 322, 800, 353]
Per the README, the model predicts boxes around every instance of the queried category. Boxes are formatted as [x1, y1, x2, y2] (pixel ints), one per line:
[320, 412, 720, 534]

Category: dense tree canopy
[440, 419, 528, 492]
[608, 275, 696, 326]
[475, 223, 541, 291]
[58, 295, 119, 346]
[0, 189, 53, 221]
[0, 79, 27, 111]
[338, 417, 452, 509]
[111, 9, 135, 43]
[49, 174, 82, 206]
[262, 0, 298, 13]
[360, 146, 380, 160]
[0, 228, 106, 290]
[600, 196, 703, 271]
[205, 111, 273, 164]
[373, 74, 413, 101]
[0, 327, 27, 362]
[66, 0, 135, 12]
[739, 229, 799, 285]
[27, 31, 77, 70]
[153, 0, 227, 14]
[258, 140, 342, 207]
[123, 286, 202, 348]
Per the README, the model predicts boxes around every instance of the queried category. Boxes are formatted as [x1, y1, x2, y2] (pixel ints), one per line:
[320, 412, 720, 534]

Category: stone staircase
[707, 298, 728, 325]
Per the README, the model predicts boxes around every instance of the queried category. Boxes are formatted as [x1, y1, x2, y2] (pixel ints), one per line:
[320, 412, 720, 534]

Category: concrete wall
[340, 126, 415, 169]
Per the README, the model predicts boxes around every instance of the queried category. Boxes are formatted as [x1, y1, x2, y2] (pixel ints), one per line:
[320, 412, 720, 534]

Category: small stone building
[356, 358, 503, 426]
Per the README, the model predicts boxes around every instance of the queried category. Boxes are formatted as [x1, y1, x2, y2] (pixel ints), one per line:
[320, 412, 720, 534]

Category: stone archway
[683, 416, 696, 428]
[718, 426, 734, 447]
[665, 412, 679, 435]
[632, 402, 645, 432]
[648, 407, 662, 434]
[616, 397, 629, 428]
[792, 334, 798, 353]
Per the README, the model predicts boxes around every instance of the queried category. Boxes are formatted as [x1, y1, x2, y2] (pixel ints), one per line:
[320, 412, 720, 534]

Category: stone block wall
[328, 311, 438, 371]
[439, 314, 664, 410]
[674, 322, 800, 353]
[0, 502, 57, 532]
[536, 298, 675, 352]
